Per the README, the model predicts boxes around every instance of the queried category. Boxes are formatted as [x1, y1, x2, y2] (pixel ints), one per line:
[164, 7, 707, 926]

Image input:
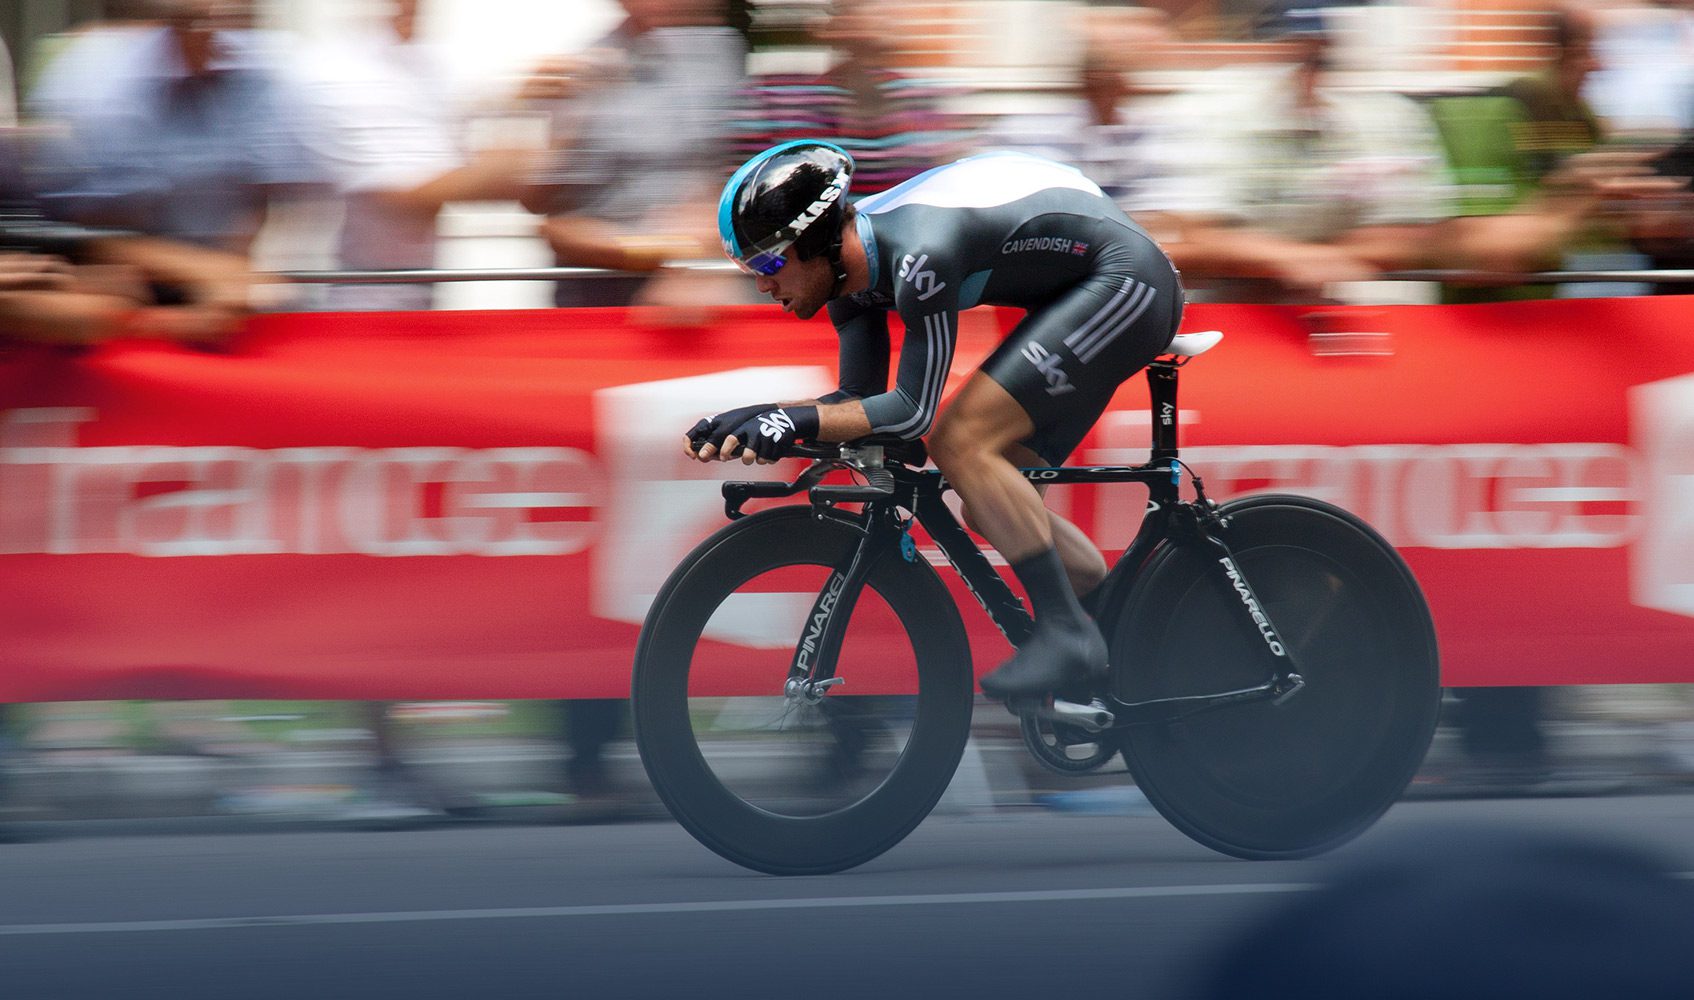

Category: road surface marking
[0, 883, 1317, 936]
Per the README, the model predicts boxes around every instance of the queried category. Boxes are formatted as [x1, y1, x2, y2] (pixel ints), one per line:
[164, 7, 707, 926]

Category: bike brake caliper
[1188, 473, 1226, 531]
[899, 518, 917, 564]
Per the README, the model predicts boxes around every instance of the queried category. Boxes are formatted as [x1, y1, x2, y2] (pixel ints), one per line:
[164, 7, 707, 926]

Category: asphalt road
[4, 794, 1694, 1000]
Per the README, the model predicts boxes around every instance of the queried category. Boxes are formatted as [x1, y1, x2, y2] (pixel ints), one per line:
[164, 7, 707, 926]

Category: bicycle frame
[721, 359, 1307, 726]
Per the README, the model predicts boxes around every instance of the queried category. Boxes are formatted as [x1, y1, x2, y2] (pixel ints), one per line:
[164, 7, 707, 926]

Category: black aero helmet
[718, 140, 854, 284]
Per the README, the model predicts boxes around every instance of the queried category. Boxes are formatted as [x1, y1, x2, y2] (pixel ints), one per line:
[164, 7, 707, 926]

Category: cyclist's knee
[929, 413, 1003, 474]
[926, 423, 970, 475]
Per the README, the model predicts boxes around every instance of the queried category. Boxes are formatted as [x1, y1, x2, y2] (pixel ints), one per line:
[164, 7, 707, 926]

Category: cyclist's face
[754, 249, 830, 320]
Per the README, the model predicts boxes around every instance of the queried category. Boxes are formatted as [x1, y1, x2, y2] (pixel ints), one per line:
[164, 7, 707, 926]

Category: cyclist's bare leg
[1046, 505, 1109, 598]
[961, 442, 1108, 598]
[928, 374, 1050, 561]
[929, 373, 1106, 699]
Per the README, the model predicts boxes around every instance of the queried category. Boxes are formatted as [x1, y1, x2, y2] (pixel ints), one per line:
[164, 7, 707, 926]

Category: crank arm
[1112, 672, 1305, 727]
[1014, 698, 1116, 734]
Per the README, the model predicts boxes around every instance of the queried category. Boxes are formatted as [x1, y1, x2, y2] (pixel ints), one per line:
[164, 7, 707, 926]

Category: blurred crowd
[4, 0, 1694, 825]
[7, 0, 1694, 325]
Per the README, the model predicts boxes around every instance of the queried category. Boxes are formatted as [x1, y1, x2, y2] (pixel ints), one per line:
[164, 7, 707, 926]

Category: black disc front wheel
[1112, 494, 1441, 859]
[632, 506, 975, 875]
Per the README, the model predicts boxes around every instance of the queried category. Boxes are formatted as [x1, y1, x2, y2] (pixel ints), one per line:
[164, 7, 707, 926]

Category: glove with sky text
[688, 402, 778, 454]
[728, 405, 820, 462]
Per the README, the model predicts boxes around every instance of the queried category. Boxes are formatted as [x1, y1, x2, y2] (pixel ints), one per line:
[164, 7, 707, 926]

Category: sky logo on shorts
[1021, 342, 1076, 396]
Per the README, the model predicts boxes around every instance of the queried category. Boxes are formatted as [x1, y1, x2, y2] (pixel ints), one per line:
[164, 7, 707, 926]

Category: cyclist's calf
[952, 489, 1104, 592]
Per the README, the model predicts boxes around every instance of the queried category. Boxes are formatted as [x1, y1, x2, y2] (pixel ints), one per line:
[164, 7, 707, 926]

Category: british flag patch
[1071, 242, 1089, 255]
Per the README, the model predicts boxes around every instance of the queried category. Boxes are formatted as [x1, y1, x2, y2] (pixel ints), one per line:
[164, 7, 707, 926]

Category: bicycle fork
[783, 506, 904, 705]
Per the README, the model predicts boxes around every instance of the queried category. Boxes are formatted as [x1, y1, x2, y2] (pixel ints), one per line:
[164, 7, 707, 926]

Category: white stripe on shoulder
[857, 152, 1105, 215]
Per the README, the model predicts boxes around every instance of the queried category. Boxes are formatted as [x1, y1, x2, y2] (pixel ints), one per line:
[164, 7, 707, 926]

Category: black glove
[728, 405, 820, 462]
[687, 402, 778, 454]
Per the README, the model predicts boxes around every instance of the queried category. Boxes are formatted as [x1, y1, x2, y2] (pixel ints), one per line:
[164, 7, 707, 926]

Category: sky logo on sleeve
[899, 253, 948, 302]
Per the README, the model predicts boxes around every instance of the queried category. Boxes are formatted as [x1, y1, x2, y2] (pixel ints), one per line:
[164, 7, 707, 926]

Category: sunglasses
[728, 235, 794, 277]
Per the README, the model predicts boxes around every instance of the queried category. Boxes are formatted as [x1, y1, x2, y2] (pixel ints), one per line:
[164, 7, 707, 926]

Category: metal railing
[277, 265, 1694, 287]
[1385, 270, 1694, 286]
[278, 262, 737, 285]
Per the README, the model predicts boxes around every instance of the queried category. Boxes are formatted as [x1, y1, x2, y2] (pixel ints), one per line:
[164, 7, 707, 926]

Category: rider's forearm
[813, 399, 873, 442]
[772, 397, 873, 440]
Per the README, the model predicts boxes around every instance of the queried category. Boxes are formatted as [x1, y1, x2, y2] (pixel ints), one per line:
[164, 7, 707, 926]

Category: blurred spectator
[558, 697, 627, 819]
[9, 2, 312, 778]
[27, 0, 323, 257]
[519, 0, 744, 311]
[1191, 824, 1694, 999]
[1584, 0, 1694, 138]
[22, 5, 156, 123]
[294, 0, 541, 823]
[1635, 130, 1694, 282]
[983, 9, 1181, 212]
[3, 96, 266, 347]
[0, 135, 144, 348]
[332, 702, 444, 826]
[2, 32, 278, 836]
[301, 0, 535, 311]
[730, 0, 964, 202]
[1141, 8, 1455, 303]
[1494, 5, 1606, 182]
[1427, 4, 1682, 784]
[1432, 3, 1683, 298]
[518, 0, 743, 811]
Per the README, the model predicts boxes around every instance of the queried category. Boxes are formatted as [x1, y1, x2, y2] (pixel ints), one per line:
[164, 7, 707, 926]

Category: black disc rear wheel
[1112, 494, 1440, 859]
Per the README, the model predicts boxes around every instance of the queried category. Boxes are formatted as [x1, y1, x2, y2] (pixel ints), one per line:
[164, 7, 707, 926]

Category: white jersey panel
[856, 151, 1105, 215]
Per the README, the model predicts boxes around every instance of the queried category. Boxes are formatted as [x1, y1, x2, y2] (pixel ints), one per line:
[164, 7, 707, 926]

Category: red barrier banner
[2, 297, 1692, 701]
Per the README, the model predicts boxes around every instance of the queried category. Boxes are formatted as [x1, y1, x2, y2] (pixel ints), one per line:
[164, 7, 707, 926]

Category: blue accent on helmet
[717, 139, 852, 261]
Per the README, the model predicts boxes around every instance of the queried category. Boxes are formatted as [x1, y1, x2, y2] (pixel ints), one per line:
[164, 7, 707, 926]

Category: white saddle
[1165, 330, 1223, 357]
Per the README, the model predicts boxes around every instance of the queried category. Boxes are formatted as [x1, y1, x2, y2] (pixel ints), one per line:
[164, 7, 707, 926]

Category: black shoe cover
[980, 618, 1107, 699]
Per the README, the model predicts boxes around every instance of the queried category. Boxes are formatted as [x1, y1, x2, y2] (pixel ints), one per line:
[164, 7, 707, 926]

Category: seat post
[1147, 361, 1180, 460]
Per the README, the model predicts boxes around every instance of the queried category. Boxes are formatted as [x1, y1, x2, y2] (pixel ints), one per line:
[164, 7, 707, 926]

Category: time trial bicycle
[632, 330, 1442, 875]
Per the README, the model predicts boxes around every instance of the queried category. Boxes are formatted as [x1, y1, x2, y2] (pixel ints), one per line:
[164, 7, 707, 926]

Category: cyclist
[688, 140, 1184, 700]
